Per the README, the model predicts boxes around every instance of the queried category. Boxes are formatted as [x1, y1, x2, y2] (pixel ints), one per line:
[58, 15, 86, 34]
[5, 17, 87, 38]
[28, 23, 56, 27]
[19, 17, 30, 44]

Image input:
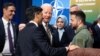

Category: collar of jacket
[75, 25, 87, 34]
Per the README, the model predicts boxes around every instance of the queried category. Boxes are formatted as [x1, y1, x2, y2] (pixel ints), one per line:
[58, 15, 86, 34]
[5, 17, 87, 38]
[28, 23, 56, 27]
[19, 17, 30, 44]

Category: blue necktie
[7, 22, 14, 53]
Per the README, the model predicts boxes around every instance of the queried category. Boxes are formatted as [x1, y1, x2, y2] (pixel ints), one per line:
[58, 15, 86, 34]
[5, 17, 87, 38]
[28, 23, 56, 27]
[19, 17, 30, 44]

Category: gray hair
[41, 3, 53, 8]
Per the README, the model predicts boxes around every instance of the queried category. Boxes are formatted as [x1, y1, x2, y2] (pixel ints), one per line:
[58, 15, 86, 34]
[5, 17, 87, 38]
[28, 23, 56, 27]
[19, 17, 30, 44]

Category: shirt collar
[42, 21, 49, 26]
[58, 28, 64, 32]
[29, 20, 38, 27]
[2, 17, 10, 25]
[42, 21, 47, 26]
[75, 25, 87, 34]
[97, 23, 100, 28]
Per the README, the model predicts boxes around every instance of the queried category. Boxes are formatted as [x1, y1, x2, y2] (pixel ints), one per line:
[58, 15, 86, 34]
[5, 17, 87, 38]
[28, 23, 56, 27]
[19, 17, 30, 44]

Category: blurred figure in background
[70, 4, 81, 12]
[92, 16, 100, 48]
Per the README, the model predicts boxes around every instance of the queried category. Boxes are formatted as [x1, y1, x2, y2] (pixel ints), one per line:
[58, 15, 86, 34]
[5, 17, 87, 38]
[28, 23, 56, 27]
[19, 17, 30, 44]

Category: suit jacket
[53, 25, 75, 47]
[0, 18, 18, 53]
[39, 24, 58, 46]
[16, 23, 67, 56]
[93, 25, 100, 48]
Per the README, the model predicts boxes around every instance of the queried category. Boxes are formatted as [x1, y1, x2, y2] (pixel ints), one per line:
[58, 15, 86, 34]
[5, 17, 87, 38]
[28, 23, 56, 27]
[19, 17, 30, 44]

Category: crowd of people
[0, 2, 100, 56]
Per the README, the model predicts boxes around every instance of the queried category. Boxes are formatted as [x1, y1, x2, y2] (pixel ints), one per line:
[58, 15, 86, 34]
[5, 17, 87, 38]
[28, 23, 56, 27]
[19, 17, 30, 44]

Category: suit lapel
[11, 22, 16, 39]
[0, 19, 5, 38]
[0, 19, 6, 51]
[40, 24, 51, 43]
[60, 31, 66, 42]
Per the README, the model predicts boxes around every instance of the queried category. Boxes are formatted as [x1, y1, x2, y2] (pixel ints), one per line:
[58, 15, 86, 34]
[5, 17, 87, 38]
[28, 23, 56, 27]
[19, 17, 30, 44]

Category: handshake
[65, 45, 79, 51]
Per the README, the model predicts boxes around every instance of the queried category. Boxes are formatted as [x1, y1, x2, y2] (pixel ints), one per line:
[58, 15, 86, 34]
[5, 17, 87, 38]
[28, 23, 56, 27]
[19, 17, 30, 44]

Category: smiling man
[0, 2, 18, 56]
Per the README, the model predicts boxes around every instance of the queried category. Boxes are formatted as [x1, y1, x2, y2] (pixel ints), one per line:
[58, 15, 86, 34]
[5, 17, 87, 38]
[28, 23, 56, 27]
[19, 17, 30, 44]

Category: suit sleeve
[32, 28, 67, 56]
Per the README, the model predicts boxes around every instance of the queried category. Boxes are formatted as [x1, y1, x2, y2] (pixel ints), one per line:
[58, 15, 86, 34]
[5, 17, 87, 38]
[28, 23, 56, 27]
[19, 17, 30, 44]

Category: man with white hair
[18, 3, 53, 31]
[39, 3, 55, 45]
[19, 3, 56, 45]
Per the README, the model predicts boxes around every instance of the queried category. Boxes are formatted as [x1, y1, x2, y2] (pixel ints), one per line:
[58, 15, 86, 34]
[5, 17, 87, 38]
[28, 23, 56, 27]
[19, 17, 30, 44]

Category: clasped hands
[65, 45, 79, 51]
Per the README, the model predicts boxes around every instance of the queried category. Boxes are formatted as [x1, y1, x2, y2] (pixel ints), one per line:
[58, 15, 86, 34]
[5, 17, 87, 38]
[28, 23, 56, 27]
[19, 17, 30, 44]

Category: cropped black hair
[25, 6, 42, 20]
[70, 11, 86, 24]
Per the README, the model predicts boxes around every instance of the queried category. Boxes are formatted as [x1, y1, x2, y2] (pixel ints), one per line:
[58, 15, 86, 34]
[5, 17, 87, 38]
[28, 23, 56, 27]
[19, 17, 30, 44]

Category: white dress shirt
[2, 17, 14, 54]
[97, 23, 100, 28]
[58, 29, 64, 41]
[29, 20, 38, 27]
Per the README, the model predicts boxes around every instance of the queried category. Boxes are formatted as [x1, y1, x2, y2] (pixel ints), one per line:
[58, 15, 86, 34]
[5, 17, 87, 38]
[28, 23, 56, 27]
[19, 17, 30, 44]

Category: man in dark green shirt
[70, 11, 93, 48]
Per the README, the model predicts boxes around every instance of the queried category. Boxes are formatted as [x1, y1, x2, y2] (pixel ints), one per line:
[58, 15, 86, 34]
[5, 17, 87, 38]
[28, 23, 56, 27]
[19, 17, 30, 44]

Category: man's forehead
[42, 6, 52, 10]
[5, 6, 15, 10]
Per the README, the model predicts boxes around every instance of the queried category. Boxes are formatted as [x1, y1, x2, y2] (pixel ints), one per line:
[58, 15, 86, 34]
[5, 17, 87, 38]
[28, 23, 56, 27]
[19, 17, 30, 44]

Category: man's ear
[34, 13, 37, 17]
[76, 17, 82, 24]
[3, 8, 6, 12]
[35, 13, 39, 19]
[79, 18, 81, 22]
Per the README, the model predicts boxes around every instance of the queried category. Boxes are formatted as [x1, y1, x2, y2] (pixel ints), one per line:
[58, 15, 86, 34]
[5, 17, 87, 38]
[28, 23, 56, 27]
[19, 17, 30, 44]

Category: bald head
[70, 5, 81, 12]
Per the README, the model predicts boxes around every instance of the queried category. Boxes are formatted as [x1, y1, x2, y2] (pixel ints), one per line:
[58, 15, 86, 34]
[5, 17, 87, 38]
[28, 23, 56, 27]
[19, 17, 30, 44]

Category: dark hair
[25, 6, 42, 21]
[70, 11, 86, 24]
[3, 2, 15, 9]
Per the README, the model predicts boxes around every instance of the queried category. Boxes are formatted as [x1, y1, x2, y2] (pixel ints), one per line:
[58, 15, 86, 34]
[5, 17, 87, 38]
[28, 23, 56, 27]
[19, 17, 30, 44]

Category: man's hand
[68, 45, 79, 51]
[19, 23, 26, 31]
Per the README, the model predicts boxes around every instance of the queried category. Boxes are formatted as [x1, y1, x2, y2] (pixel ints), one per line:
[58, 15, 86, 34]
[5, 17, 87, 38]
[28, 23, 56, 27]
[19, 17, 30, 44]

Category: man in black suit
[0, 2, 18, 56]
[18, 3, 58, 46]
[16, 6, 79, 56]
[39, 3, 59, 46]
[92, 17, 100, 48]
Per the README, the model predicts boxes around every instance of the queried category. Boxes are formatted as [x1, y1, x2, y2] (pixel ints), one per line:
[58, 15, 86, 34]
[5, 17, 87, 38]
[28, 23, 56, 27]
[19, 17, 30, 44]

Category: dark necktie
[7, 22, 14, 53]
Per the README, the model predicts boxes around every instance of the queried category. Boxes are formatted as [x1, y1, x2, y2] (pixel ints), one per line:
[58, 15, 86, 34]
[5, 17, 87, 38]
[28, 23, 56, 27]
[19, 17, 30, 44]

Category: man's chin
[9, 17, 13, 20]
[44, 21, 49, 23]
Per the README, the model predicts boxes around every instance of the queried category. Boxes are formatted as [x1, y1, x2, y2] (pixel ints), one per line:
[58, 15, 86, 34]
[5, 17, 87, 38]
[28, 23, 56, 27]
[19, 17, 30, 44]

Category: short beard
[72, 26, 77, 30]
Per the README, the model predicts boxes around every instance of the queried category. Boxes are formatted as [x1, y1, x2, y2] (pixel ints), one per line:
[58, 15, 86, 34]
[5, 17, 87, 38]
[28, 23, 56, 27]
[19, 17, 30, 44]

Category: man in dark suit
[39, 3, 59, 46]
[16, 6, 79, 56]
[0, 2, 18, 56]
[18, 3, 59, 46]
[93, 24, 100, 48]
[92, 17, 100, 48]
